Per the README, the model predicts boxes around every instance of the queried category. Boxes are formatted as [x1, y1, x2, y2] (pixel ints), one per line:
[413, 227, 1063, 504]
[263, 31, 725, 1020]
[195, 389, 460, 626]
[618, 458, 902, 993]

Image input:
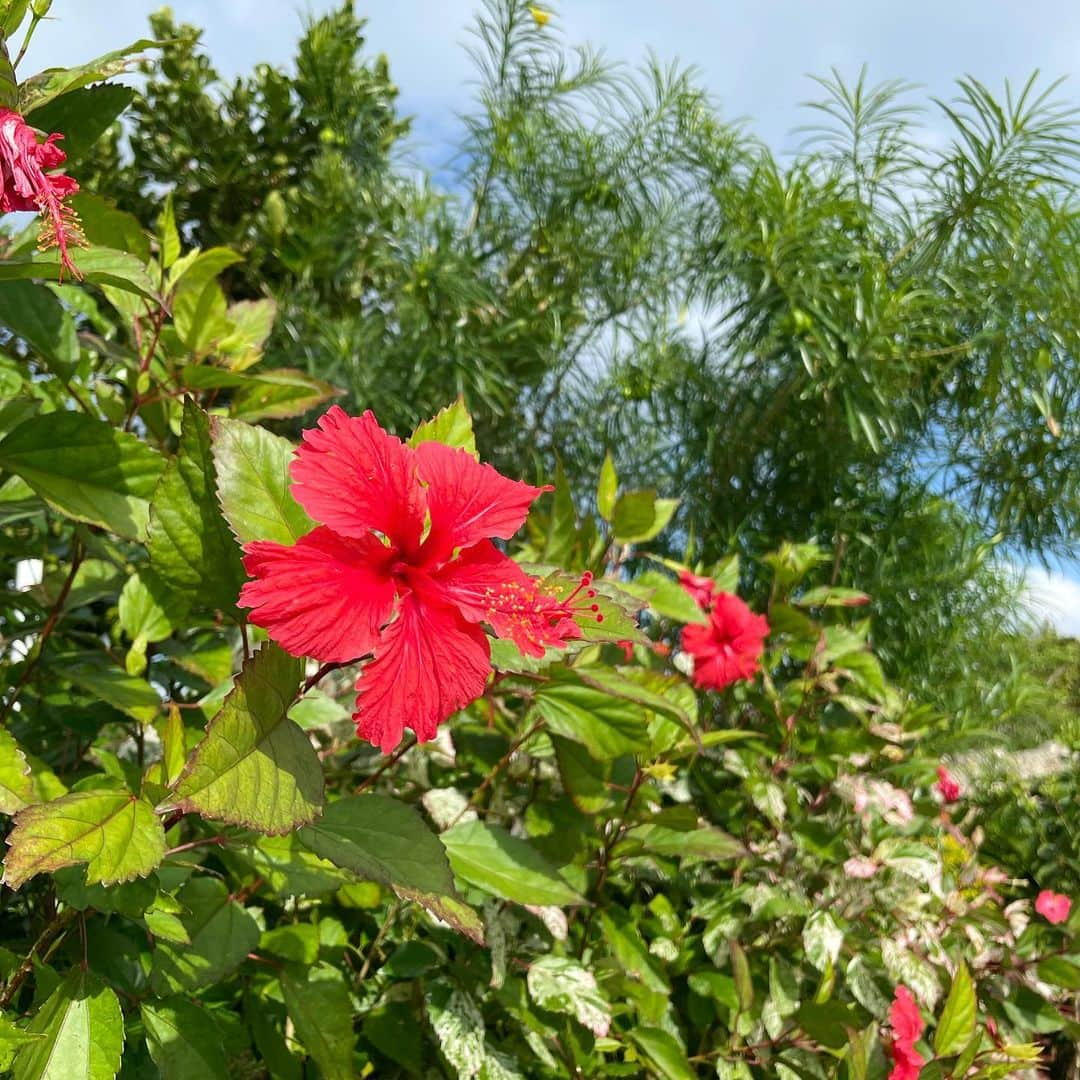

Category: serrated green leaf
[150, 877, 261, 994]
[597, 452, 618, 520]
[0, 726, 34, 814]
[2, 791, 165, 888]
[551, 734, 613, 814]
[166, 246, 242, 297]
[169, 643, 323, 834]
[141, 998, 228, 1080]
[147, 399, 245, 612]
[1036, 955, 1080, 990]
[230, 369, 341, 422]
[617, 823, 743, 861]
[407, 397, 477, 457]
[0, 1013, 41, 1072]
[620, 569, 708, 623]
[934, 961, 976, 1057]
[12, 970, 123, 1080]
[156, 195, 180, 270]
[299, 794, 455, 894]
[210, 417, 313, 546]
[441, 821, 583, 906]
[281, 963, 356, 1080]
[0, 412, 164, 539]
[63, 656, 161, 723]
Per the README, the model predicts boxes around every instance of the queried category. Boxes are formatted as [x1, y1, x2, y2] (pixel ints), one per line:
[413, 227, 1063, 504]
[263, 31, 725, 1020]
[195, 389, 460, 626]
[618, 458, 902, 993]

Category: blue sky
[22, 1, 1080, 632]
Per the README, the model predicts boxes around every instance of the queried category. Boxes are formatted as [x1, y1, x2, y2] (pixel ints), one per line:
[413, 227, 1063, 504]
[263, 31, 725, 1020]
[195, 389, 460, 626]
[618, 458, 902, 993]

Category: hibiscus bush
[0, 8, 1078, 1080]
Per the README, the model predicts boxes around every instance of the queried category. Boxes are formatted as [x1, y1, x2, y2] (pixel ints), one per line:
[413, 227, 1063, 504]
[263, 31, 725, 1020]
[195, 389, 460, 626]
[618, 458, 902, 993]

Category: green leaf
[260, 924, 320, 965]
[0, 1, 29, 38]
[407, 396, 478, 457]
[441, 821, 584, 906]
[299, 794, 455, 894]
[0, 1013, 41, 1072]
[169, 643, 323, 835]
[617, 823, 743, 861]
[597, 452, 618, 521]
[795, 586, 872, 608]
[934, 961, 976, 1057]
[0, 281, 77, 373]
[620, 569, 709, 623]
[0, 726, 34, 815]
[150, 877, 261, 994]
[527, 956, 611, 1037]
[392, 886, 486, 944]
[12, 970, 123, 1080]
[281, 963, 356, 1080]
[229, 369, 341, 422]
[794, 1001, 864, 1050]
[166, 246, 243, 297]
[612, 489, 679, 544]
[173, 280, 229, 354]
[63, 656, 161, 723]
[211, 417, 313, 546]
[731, 939, 754, 1010]
[17, 39, 158, 112]
[532, 678, 650, 759]
[118, 569, 178, 646]
[1036, 956, 1080, 990]
[552, 734, 613, 814]
[156, 195, 181, 270]
[2, 791, 165, 889]
[426, 983, 523, 1080]
[147, 399, 246, 612]
[141, 998, 229, 1080]
[0, 248, 156, 297]
[25, 85, 134, 166]
[627, 1028, 695, 1080]
[0, 412, 164, 540]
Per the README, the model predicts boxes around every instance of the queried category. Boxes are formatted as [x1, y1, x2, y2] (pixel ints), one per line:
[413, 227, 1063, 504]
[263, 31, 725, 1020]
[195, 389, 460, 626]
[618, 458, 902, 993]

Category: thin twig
[355, 734, 417, 794]
[358, 899, 401, 980]
[0, 907, 79, 1009]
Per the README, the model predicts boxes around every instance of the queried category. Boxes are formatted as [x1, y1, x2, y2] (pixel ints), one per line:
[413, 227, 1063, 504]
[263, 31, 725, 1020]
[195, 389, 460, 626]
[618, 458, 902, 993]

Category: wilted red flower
[680, 591, 768, 691]
[241, 407, 589, 751]
[887, 986, 925, 1080]
[677, 569, 715, 609]
[0, 109, 82, 279]
[935, 764, 961, 803]
[1035, 890, 1072, 925]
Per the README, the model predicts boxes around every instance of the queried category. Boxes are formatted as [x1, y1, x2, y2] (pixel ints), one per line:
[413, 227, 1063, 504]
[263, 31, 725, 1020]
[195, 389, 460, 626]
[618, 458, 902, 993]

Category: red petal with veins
[427, 540, 579, 657]
[240, 526, 397, 663]
[289, 407, 426, 550]
[414, 440, 549, 563]
[353, 594, 491, 753]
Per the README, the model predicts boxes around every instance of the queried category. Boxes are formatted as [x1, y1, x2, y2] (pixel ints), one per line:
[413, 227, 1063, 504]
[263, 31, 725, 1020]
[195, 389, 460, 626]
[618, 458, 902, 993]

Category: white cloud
[1022, 566, 1080, 638]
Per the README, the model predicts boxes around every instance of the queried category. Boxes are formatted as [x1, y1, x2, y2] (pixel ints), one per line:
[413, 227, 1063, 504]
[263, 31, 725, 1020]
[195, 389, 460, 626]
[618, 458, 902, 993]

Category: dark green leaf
[25, 85, 135, 166]
[141, 998, 229, 1080]
[281, 963, 356, 1080]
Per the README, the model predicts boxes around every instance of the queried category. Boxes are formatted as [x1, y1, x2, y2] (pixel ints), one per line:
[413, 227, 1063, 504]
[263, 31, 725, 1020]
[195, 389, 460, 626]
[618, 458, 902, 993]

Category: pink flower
[241, 407, 590, 752]
[677, 569, 715, 609]
[935, 765, 961, 803]
[1035, 890, 1071, 925]
[680, 592, 768, 691]
[0, 109, 82, 279]
[844, 856, 879, 880]
[887, 986, 925, 1080]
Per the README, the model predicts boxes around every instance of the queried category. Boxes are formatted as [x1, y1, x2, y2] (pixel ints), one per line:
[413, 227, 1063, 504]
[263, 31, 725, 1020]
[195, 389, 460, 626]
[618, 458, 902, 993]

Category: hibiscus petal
[414, 440, 548, 562]
[240, 526, 397, 663]
[426, 540, 578, 658]
[290, 406, 426, 550]
[353, 594, 491, 753]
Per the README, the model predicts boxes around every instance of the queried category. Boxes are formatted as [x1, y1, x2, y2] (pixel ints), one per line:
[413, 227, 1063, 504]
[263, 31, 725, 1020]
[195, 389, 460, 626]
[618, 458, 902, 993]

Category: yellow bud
[529, 6, 550, 26]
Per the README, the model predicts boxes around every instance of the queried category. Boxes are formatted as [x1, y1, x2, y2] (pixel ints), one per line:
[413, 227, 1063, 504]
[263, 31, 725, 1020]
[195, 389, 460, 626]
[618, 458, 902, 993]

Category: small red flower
[241, 407, 588, 752]
[935, 764, 961, 803]
[0, 109, 82, 279]
[1035, 890, 1072, 925]
[887, 986, 925, 1080]
[680, 592, 768, 691]
[677, 569, 715, 609]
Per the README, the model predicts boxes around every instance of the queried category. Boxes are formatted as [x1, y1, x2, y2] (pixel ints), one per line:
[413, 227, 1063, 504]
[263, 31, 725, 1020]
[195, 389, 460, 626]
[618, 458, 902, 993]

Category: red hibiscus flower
[887, 985, 925, 1080]
[678, 569, 715, 609]
[680, 591, 768, 691]
[1035, 890, 1072, 925]
[935, 764, 961, 803]
[240, 407, 592, 752]
[0, 109, 82, 279]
